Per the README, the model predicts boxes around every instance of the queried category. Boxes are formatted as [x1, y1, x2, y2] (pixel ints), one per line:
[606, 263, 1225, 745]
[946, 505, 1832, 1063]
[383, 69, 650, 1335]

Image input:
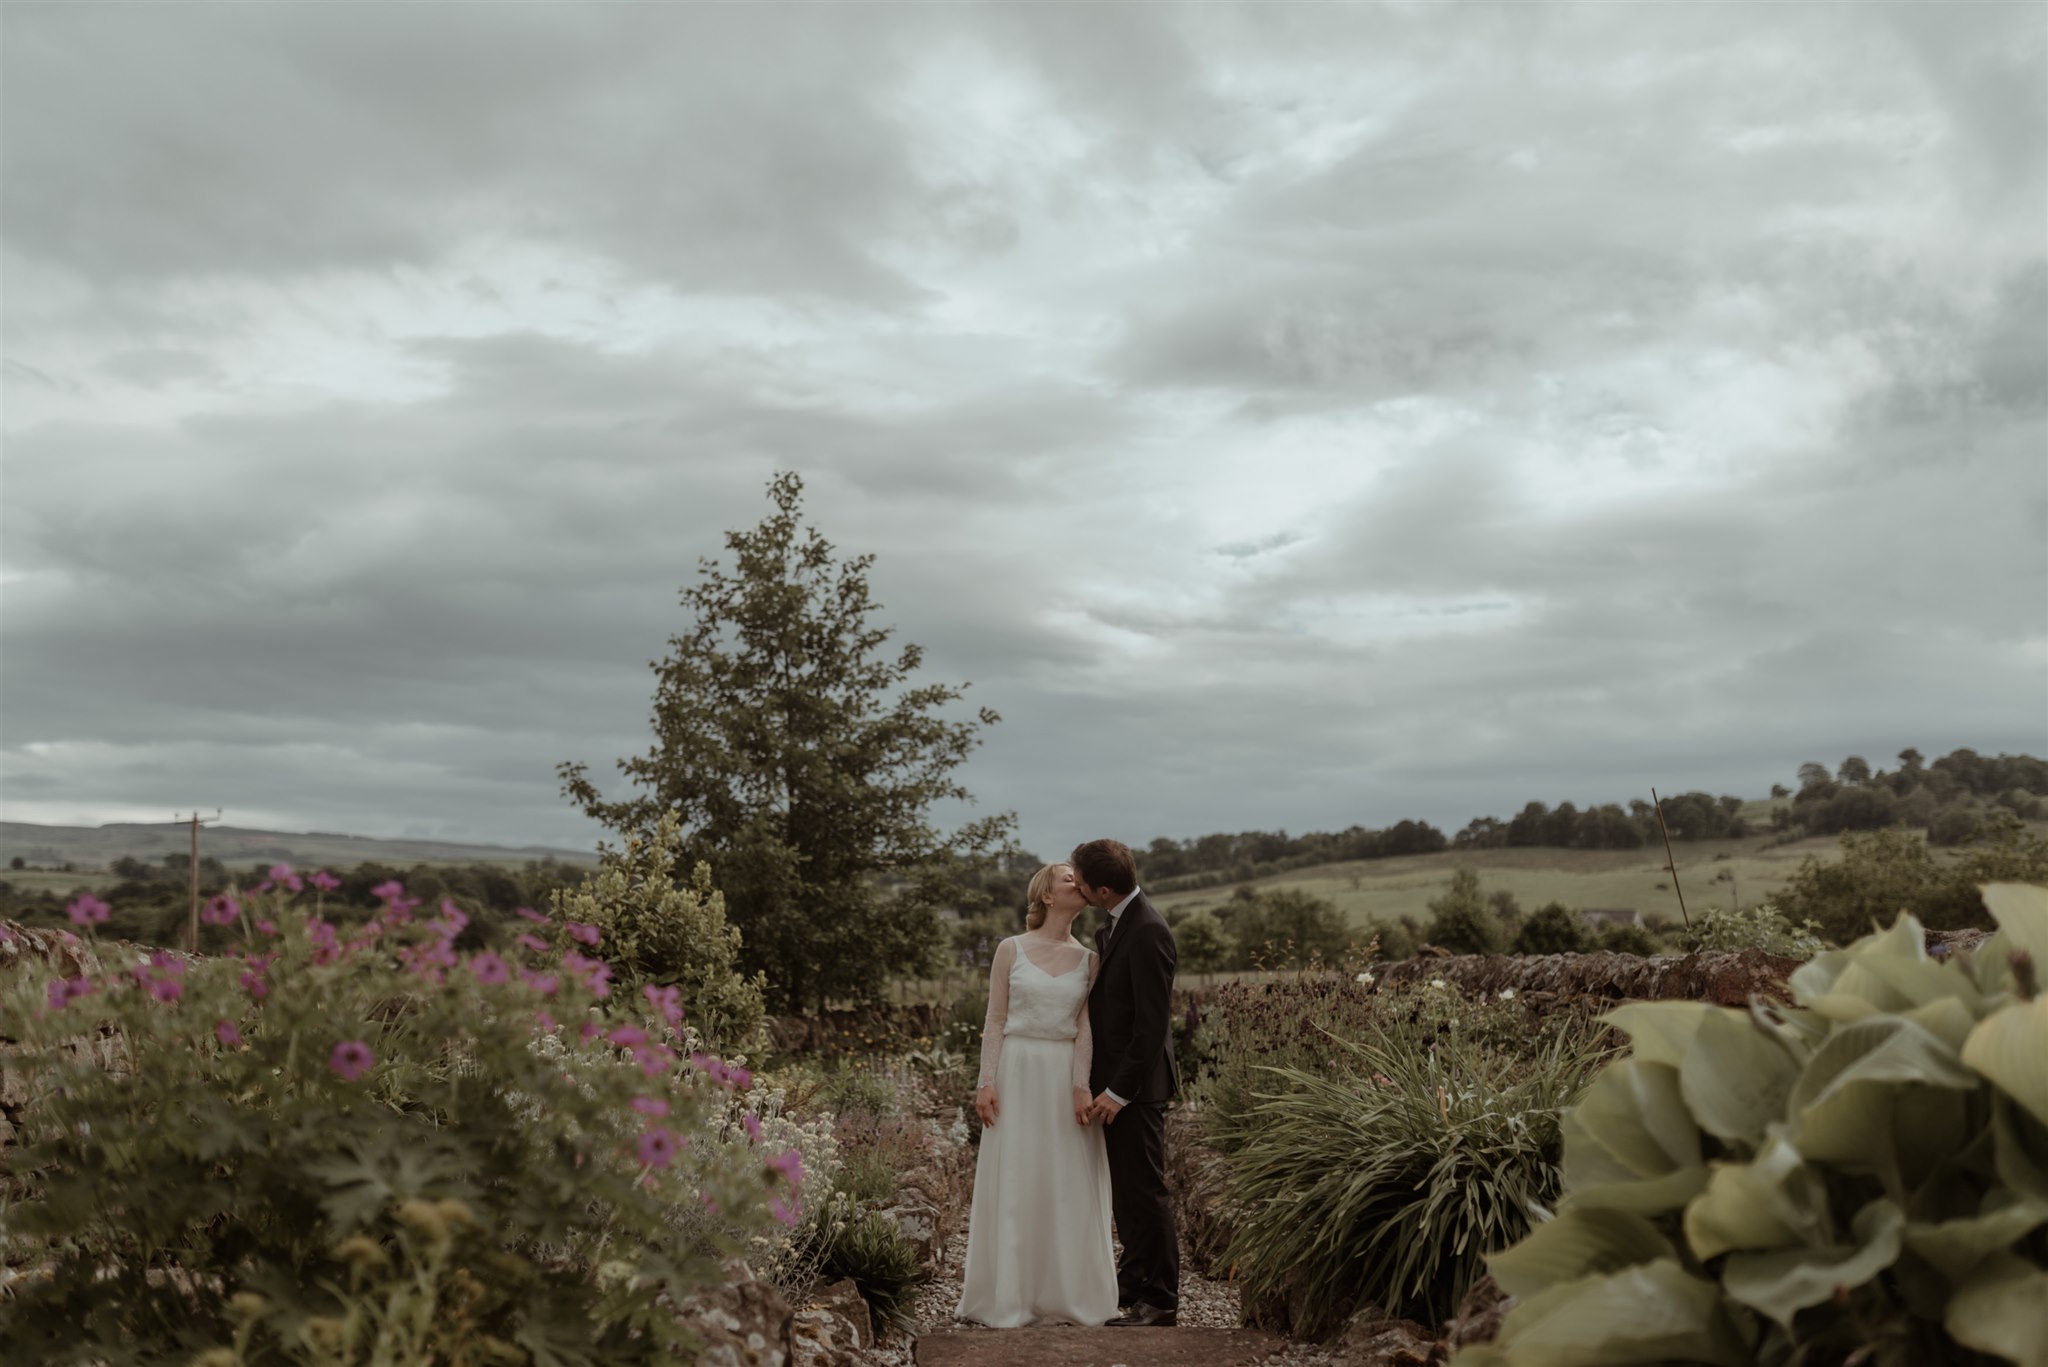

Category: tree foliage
[561, 473, 1016, 1012]
[1514, 901, 1593, 956]
[1425, 868, 1509, 955]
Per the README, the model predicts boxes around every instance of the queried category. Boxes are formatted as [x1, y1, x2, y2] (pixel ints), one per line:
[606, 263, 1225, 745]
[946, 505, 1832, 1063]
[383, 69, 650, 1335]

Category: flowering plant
[1, 874, 798, 1365]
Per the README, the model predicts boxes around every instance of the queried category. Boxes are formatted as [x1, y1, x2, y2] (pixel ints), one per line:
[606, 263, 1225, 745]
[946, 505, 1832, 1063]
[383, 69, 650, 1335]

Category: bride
[954, 862, 1117, 1327]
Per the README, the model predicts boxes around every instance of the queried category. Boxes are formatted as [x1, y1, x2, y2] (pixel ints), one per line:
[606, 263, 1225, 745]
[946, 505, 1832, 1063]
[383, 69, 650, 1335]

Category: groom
[1073, 838, 1180, 1328]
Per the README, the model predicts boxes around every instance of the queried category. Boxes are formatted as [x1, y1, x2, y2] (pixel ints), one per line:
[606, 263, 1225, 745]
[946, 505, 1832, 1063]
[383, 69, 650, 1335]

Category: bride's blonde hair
[1024, 863, 1071, 931]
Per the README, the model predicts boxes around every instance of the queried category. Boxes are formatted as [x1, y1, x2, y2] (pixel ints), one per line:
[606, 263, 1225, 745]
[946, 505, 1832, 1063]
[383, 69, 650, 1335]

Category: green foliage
[1598, 921, 1662, 956]
[1367, 917, 1418, 962]
[1174, 909, 1232, 973]
[1514, 901, 1593, 956]
[1426, 868, 1509, 955]
[1211, 995, 1616, 1336]
[1226, 886, 1357, 968]
[560, 471, 1018, 1013]
[547, 812, 766, 1051]
[1678, 902, 1824, 959]
[811, 1206, 929, 1338]
[1456, 884, 2048, 1367]
[0, 882, 794, 1366]
[1779, 819, 2048, 944]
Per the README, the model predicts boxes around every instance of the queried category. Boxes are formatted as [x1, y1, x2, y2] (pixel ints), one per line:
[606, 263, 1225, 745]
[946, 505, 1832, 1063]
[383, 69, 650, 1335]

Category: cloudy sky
[3, 2, 2044, 860]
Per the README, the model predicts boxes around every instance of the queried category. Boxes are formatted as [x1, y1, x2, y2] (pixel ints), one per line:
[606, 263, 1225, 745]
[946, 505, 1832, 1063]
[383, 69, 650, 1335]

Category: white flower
[1355, 971, 1375, 985]
[1429, 977, 1447, 990]
[1498, 987, 1517, 1001]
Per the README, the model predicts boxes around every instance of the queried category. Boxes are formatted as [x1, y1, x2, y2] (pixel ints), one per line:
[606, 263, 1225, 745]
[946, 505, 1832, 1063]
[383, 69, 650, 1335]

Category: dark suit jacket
[1088, 891, 1179, 1104]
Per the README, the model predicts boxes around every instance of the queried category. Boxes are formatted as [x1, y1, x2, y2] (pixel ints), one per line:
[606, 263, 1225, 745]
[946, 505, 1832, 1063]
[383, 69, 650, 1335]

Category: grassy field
[1150, 827, 1839, 931]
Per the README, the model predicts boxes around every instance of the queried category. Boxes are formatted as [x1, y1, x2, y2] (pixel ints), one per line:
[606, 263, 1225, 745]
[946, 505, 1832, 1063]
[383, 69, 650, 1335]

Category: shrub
[1213, 1005, 1615, 1336]
[1514, 901, 1592, 955]
[0, 879, 796, 1365]
[1599, 921, 1662, 956]
[1678, 902, 1824, 959]
[1425, 868, 1509, 955]
[1457, 884, 2048, 1367]
[1780, 820, 2048, 942]
[549, 811, 767, 1051]
[811, 1205, 929, 1338]
[1227, 887, 1356, 968]
[1175, 909, 1233, 973]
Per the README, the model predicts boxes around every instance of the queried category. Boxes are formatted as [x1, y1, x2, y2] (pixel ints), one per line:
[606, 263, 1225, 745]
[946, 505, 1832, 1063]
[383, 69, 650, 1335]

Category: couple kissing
[955, 838, 1180, 1329]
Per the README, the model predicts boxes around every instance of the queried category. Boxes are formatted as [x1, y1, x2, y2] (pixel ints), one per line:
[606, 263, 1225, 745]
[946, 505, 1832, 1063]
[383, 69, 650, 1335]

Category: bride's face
[1046, 865, 1088, 917]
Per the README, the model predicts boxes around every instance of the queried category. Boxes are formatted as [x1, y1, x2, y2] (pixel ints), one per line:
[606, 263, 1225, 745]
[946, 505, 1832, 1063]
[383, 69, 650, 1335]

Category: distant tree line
[1774, 748, 2046, 843]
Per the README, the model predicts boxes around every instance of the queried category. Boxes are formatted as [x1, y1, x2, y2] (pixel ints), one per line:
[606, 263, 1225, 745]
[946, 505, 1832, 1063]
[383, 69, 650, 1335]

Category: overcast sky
[3, 2, 2044, 861]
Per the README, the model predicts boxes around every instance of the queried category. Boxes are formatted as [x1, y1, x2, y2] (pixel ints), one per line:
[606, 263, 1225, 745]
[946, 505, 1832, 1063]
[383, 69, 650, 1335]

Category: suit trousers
[1104, 1099, 1178, 1311]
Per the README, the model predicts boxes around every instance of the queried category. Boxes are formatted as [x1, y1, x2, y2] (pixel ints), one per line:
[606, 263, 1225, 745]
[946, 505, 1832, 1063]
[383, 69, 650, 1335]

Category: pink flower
[516, 906, 550, 924]
[515, 932, 548, 954]
[566, 921, 601, 947]
[240, 970, 270, 1001]
[562, 951, 612, 999]
[630, 1096, 669, 1118]
[519, 969, 559, 997]
[253, 880, 273, 894]
[215, 1019, 244, 1047]
[766, 1149, 804, 1187]
[144, 974, 185, 1003]
[329, 1040, 374, 1082]
[607, 1025, 648, 1049]
[67, 894, 111, 926]
[310, 870, 341, 891]
[643, 984, 683, 1029]
[769, 1197, 799, 1227]
[742, 1113, 763, 1144]
[468, 952, 510, 986]
[371, 880, 406, 902]
[637, 1127, 678, 1168]
[254, 918, 278, 937]
[435, 900, 470, 937]
[46, 976, 93, 1010]
[634, 1044, 674, 1077]
[534, 1010, 557, 1033]
[202, 893, 240, 926]
[135, 953, 186, 1002]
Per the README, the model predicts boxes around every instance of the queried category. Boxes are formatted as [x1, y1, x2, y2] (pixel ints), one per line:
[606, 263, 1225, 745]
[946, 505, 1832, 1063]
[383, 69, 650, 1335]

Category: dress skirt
[954, 1034, 1118, 1327]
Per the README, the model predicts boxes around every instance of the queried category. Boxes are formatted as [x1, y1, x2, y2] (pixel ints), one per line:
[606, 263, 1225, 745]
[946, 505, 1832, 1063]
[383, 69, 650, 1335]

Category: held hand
[1072, 1087, 1093, 1126]
[1090, 1091, 1125, 1126]
[975, 1084, 999, 1129]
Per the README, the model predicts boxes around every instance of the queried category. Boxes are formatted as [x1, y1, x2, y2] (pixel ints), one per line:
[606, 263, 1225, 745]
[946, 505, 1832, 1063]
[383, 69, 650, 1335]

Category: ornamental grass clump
[1211, 1001, 1614, 1338]
[0, 874, 802, 1366]
[1457, 882, 2048, 1367]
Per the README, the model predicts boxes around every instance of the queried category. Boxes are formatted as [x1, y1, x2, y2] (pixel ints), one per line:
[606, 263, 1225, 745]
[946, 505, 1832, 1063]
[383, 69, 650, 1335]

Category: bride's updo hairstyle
[1023, 863, 1069, 931]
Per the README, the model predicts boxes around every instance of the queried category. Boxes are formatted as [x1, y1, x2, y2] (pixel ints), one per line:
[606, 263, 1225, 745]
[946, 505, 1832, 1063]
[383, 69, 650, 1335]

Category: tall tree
[559, 472, 1016, 1012]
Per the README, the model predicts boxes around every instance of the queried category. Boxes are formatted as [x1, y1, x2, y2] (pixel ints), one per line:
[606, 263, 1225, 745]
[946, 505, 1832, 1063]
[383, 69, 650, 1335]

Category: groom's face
[1073, 872, 1109, 907]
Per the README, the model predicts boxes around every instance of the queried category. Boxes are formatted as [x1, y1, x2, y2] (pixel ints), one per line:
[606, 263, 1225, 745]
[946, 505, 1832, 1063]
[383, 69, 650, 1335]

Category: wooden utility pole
[1650, 789, 1690, 930]
[177, 810, 222, 952]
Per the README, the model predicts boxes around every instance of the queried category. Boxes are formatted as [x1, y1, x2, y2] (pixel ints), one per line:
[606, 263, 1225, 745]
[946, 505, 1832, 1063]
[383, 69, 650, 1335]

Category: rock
[1338, 1312, 1445, 1365]
[790, 1278, 872, 1367]
[875, 1199, 940, 1270]
[1442, 1272, 1511, 1350]
[1164, 1108, 1237, 1278]
[673, 1261, 796, 1367]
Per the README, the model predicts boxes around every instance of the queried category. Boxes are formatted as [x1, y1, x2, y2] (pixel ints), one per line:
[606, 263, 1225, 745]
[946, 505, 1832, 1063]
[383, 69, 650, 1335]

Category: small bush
[1458, 885, 2048, 1367]
[1228, 887, 1357, 969]
[1599, 921, 1661, 955]
[1367, 917, 1418, 962]
[1426, 869, 1508, 955]
[1513, 901, 1592, 955]
[1677, 902, 1823, 959]
[812, 1206, 929, 1338]
[1174, 909, 1233, 972]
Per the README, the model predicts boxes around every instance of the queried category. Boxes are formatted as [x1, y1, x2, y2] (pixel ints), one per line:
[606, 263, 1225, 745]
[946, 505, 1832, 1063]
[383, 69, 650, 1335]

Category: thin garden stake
[1650, 788, 1690, 930]
[178, 809, 222, 952]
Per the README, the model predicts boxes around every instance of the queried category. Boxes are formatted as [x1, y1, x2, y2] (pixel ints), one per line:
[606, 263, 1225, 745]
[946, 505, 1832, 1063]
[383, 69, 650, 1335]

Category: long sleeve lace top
[976, 936, 1096, 1094]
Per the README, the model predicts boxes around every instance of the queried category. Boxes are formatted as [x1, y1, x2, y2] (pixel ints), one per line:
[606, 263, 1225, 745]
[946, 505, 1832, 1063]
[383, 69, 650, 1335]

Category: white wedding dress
[954, 935, 1118, 1327]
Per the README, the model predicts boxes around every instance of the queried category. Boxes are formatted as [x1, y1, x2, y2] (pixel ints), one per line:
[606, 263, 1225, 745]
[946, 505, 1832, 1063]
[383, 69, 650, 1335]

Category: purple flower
[329, 1039, 374, 1082]
[515, 932, 548, 953]
[566, 921, 601, 947]
[468, 952, 510, 986]
[637, 1127, 678, 1169]
[769, 1197, 799, 1227]
[254, 918, 278, 937]
[46, 976, 93, 1010]
[631, 1096, 669, 1117]
[607, 1025, 648, 1049]
[643, 984, 683, 1029]
[634, 1044, 674, 1077]
[310, 870, 341, 891]
[202, 893, 240, 927]
[516, 906, 550, 924]
[766, 1148, 804, 1187]
[372, 880, 406, 902]
[215, 1019, 244, 1048]
[435, 900, 470, 938]
[144, 974, 185, 1003]
[239, 971, 269, 1001]
[519, 969, 559, 997]
[67, 894, 111, 926]
[742, 1113, 763, 1144]
[534, 1009, 557, 1033]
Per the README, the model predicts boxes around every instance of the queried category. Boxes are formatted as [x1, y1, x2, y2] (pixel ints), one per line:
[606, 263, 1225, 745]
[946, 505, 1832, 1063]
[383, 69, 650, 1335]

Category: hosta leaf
[1680, 1008, 1798, 1145]
[1683, 1133, 1831, 1261]
[1991, 1097, 2048, 1206]
[1962, 995, 2048, 1130]
[1568, 1060, 1701, 1179]
[1945, 1250, 2048, 1367]
[1721, 1197, 1905, 1328]
[1980, 884, 2048, 975]
[1904, 1191, 2048, 1283]
[1601, 1003, 1714, 1068]
[1489, 1258, 1751, 1367]
[1488, 1205, 1676, 1299]
[1791, 1016, 1978, 1168]
[1904, 996, 1982, 1053]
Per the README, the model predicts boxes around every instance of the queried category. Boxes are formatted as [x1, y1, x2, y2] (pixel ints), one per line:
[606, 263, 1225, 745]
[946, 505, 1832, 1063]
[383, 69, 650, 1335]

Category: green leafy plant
[1513, 901, 1593, 956]
[548, 811, 767, 1051]
[1678, 902, 1825, 959]
[812, 1206, 929, 1338]
[1456, 883, 2048, 1367]
[1212, 1007, 1615, 1337]
[1426, 869, 1509, 955]
[0, 876, 798, 1365]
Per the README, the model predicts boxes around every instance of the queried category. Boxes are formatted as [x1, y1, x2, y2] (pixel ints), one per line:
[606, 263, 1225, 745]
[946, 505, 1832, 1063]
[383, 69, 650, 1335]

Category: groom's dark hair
[1070, 839, 1137, 896]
